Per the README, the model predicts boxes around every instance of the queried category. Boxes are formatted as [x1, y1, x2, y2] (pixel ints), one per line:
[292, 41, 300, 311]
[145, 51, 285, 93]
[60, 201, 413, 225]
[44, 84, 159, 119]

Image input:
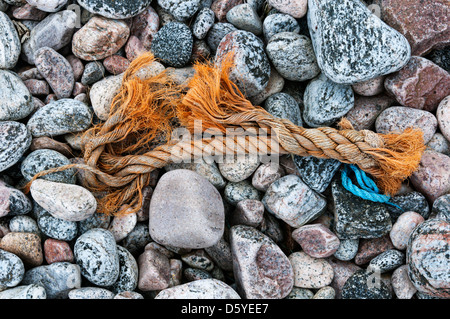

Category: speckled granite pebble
[0, 11, 20, 69]
[341, 269, 392, 299]
[155, 278, 241, 299]
[263, 13, 300, 42]
[369, 249, 405, 273]
[158, 0, 201, 21]
[77, 0, 152, 19]
[289, 251, 333, 289]
[0, 122, 31, 173]
[0, 284, 46, 299]
[108, 245, 138, 294]
[192, 7, 215, 40]
[0, 249, 24, 289]
[0, 70, 33, 121]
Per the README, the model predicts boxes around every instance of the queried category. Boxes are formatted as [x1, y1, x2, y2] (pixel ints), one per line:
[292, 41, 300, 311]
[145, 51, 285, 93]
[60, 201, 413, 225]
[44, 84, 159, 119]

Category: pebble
[0, 70, 33, 121]
[289, 251, 334, 289]
[286, 287, 314, 299]
[379, 0, 449, 56]
[385, 56, 450, 112]
[331, 180, 392, 240]
[0, 181, 32, 217]
[81, 61, 105, 85]
[251, 162, 285, 192]
[427, 133, 450, 156]
[68, 287, 115, 299]
[407, 218, 450, 298]
[262, 174, 326, 228]
[192, 7, 215, 40]
[224, 180, 260, 206]
[410, 150, 450, 203]
[375, 106, 437, 144]
[0, 11, 21, 69]
[219, 154, 260, 183]
[389, 211, 425, 250]
[352, 76, 386, 97]
[266, 32, 320, 82]
[204, 237, 234, 272]
[0, 122, 31, 173]
[230, 225, 294, 298]
[432, 194, 450, 222]
[354, 235, 394, 266]
[427, 48, 450, 72]
[264, 92, 302, 126]
[77, 0, 152, 19]
[292, 224, 340, 258]
[436, 96, 450, 142]
[114, 291, 144, 299]
[121, 223, 151, 255]
[24, 0, 67, 12]
[21, 262, 81, 299]
[66, 55, 84, 82]
[230, 199, 264, 227]
[36, 207, 78, 241]
[103, 55, 130, 75]
[137, 247, 171, 291]
[149, 169, 225, 249]
[43, 238, 74, 264]
[151, 21, 193, 67]
[391, 265, 417, 299]
[268, 0, 307, 19]
[333, 238, 359, 261]
[211, 0, 243, 21]
[22, 10, 77, 65]
[368, 249, 405, 273]
[89, 74, 123, 121]
[341, 269, 392, 299]
[205, 22, 237, 52]
[21, 149, 75, 184]
[30, 179, 97, 222]
[24, 79, 50, 96]
[181, 250, 214, 271]
[169, 259, 183, 286]
[184, 267, 212, 281]
[0, 284, 46, 299]
[226, 3, 262, 35]
[155, 278, 241, 299]
[326, 258, 361, 298]
[8, 215, 39, 234]
[74, 228, 120, 287]
[158, 0, 201, 21]
[262, 13, 300, 42]
[215, 30, 270, 98]
[303, 73, 354, 128]
[293, 156, 341, 193]
[250, 67, 285, 106]
[0, 249, 24, 289]
[131, 6, 159, 50]
[387, 191, 430, 221]
[0, 232, 43, 267]
[108, 245, 139, 293]
[107, 211, 137, 242]
[345, 94, 395, 131]
[72, 16, 130, 61]
[308, 0, 411, 84]
[313, 286, 336, 299]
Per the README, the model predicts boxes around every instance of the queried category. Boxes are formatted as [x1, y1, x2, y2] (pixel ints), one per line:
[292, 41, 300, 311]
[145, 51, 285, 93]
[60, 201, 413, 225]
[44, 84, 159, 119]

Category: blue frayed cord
[341, 164, 403, 210]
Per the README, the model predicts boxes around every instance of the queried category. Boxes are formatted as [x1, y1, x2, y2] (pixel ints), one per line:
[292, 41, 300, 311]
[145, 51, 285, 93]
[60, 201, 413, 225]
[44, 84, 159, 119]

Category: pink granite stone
[354, 234, 394, 265]
[44, 238, 74, 264]
[267, 0, 307, 19]
[131, 6, 159, 50]
[103, 55, 131, 75]
[389, 211, 425, 250]
[292, 224, 340, 258]
[211, 0, 244, 21]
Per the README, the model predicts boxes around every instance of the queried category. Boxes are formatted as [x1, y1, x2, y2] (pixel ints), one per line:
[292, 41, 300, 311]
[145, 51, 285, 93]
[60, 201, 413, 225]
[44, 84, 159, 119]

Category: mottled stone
[121, 223, 152, 256]
[77, 0, 152, 19]
[345, 94, 395, 131]
[407, 219, 450, 298]
[156, 279, 241, 299]
[268, 0, 307, 18]
[331, 180, 392, 240]
[410, 150, 450, 203]
[0, 70, 33, 121]
[432, 194, 450, 222]
[251, 162, 285, 192]
[23, 79, 50, 96]
[36, 207, 78, 241]
[391, 265, 417, 299]
[286, 287, 314, 299]
[103, 55, 130, 75]
[215, 30, 270, 97]
[262, 13, 300, 42]
[326, 258, 361, 298]
[369, 249, 405, 273]
[0, 181, 32, 217]
[230, 199, 264, 227]
[66, 55, 84, 82]
[211, 0, 243, 21]
[303, 73, 354, 128]
[427, 133, 450, 156]
[181, 250, 214, 271]
[184, 267, 212, 281]
[264, 92, 302, 126]
[89, 74, 123, 121]
[0, 249, 24, 289]
[0, 122, 31, 173]
[27, 99, 92, 137]
[384, 56, 450, 112]
[158, 0, 201, 21]
[313, 286, 336, 299]
[24, 0, 67, 12]
[352, 76, 386, 97]
[137, 247, 170, 291]
[192, 7, 215, 40]
[0, 232, 43, 267]
[289, 251, 333, 289]
[0, 284, 46, 299]
[226, 3, 262, 35]
[219, 154, 259, 183]
[9, 215, 39, 234]
[250, 67, 285, 106]
[205, 22, 237, 52]
[30, 179, 96, 222]
[387, 191, 430, 221]
[0, 11, 20, 69]
[114, 291, 144, 299]
[107, 211, 137, 242]
[151, 22, 193, 67]
[69, 287, 114, 299]
[354, 235, 394, 266]
[21, 262, 81, 299]
[131, 6, 159, 50]
[333, 238, 359, 261]
[389, 211, 425, 250]
[74, 228, 120, 287]
[204, 237, 234, 272]
[72, 16, 130, 61]
[230, 225, 294, 298]
[108, 246, 138, 294]
[224, 180, 261, 206]
[125, 35, 146, 62]
[293, 156, 341, 193]
[341, 269, 392, 299]
[43, 238, 74, 264]
[80, 61, 105, 86]
[427, 48, 450, 72]
[437, 96, 450, 142]
[292, 224, 340, 258]
[262, 174, 326, 228]
[149, 169, 225, 249]
[307, 0, 411, 84]
[266, 32, 320, 82]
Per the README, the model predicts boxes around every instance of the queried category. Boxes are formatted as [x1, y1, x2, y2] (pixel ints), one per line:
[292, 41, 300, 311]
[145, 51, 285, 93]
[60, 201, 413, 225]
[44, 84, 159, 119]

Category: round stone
[224, 180, 261, 206]
[333, 238, 359, 261]
[0, 180, 32, 217]
[369, 249, 405, 273]
[107, 245, 138, 294]
[24, 0, 68, 12]
[205, 22, 237, 52]
[292, 224, 340, 258]
[8, 215, 39, 234]
[341, 269, 392, 299]
[36, 208, 78, 241]
[264, 92, 302, 126]
[389, 211, 425, 250]
[219, 154, 260, 183]
[226, 3, 262, 35]
[68, 287, 115, 299]
[158, 0, 201, 21]
[436, 95, 450, 142]
[77, 0, 152, 19]
[192, 7, 215, 40]
[0, 232, 43, 267]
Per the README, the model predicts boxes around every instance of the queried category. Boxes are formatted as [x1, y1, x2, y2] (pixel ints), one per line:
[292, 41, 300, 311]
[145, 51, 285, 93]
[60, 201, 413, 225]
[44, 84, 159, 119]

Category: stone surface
[0, 284, 46, 299]
[0, 232, 43, 267]
[384, 56, 450, 112]
[407, 219, 450, 298]
[268, 0, 307, 18]
[215, 30, 270, 97]
[137, 247, 170, 291]
[226, 3, 262, 35]
[72, 16, 130, 61]
[391, 265, 417, 299]
[0, 181, 32, 217]
[352, 76, 386, 97]
[219, 154, 260, 183]
[293, 156, 341, 193]
[24, 0, 67, 12]
[0, 122, 31, 173]
[437, 96, 450, 142]
[230, 199, 264, 227]
[333, 238, 359, 262]
[289, 251, 334, 289]
[307, 0, 411, 84]
[157, 0, 201, 21]
[77, 0, 152, 19]
[341, 269, 392, 299]
[427, 133, 450, 156]
[108, 212, 137, 242]
[303, 73, 354, 128]
[211, 0, 243, 21]
[205, 22, 237, 52]
[263, 92, 302, 126]
[410, 151, 450, 203]
[149, 169, 225, 249]
[8, 215, 39, 234]
[230, 225, 294, 299]
[369, 249, 405, 273]
[262, 174, 326, 228]
[192, 7, 215, 40]
[43, 239, 74, 264]
[251, 162, 285, 192]
[250, 67, 285, 106]
[354, 235, 395, 266]
[387, 191, 430, 221]
[131, 6, 159, 50]
[74, 228, 120, 287]
[108, 245, 138, 294]
[345, 94, 395, 131]
[89, 74, 123, 121]
[0, 11, 20, 69]
[30, 179, 96, 222]
[432, 194, 450, 222]
[0, 70, 33, 121]
[262, 13, 300, 43]
[68, 287, 115, 299]
[292, 224, 340, 258]
[36, 206, 78, 241]
[389, 211, 425, 250]
[0, 249, 24, 289]
[266, 32, 320, 82]
[155, 279, 241, 299]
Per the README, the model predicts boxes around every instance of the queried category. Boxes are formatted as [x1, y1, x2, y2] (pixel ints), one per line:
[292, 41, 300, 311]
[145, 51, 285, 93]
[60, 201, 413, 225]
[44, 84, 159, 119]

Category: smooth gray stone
[36, 208, 78, 241]
[307, 0, 411, 84]
[0, 249, 24, 289]
[68, 287, 115, 299]
[387, 191, 430, 221]
[0, 181, 32, 216]
[192, 7, 215, 40]
[263, 13, 300, 42]
[0, 70, 33, 121]
[264, 92, 302, 126]
[369, 249, 405, 273]
[206, 22, 237, 52]
[0, 121, 32, 173]
[0, 11, 20, 69]
[226, 3, 262, 35]
[9, 215, 39, 234]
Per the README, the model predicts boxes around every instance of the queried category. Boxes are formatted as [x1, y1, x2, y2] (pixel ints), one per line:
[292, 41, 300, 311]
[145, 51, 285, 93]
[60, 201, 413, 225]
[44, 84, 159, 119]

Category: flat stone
[266, 32, 320, 82]
[72, 16, 130, 61]
[293, 156, 341, 193]
[0, 70, 33, 121]
[0, 232, 43, 267]
[289, 251, 334, 289]
[407, 219, 450, 298]
[30, 179, 97, 222]
[303, 73, 354, 128]
[267, 0, 307, 18]
[292, 224, 340, 258]
[27, 99, 92, 137]
[149, 169, 225, 249]
[389, 211, 425, 250]
[157, 0, 201, 21]
[0, 11, 20, 69]
[262, 174, 326, 228]
[307, 0, 411, 84]
[437, 96, 450, 142]
[155, 279, 241, 299]
[74, 228, 120, 287]
[384, 56, 450, 112]
[77, 0, 152, 19]
[230, 225, 294, 298]
[341, 269, 392, 299]
[0, 249, 24, 289]
[410, 150, 450, 202]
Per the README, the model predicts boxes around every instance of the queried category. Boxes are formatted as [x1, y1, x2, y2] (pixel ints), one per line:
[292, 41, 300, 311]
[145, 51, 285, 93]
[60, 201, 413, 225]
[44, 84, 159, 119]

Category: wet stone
[293, 156, 341, 193]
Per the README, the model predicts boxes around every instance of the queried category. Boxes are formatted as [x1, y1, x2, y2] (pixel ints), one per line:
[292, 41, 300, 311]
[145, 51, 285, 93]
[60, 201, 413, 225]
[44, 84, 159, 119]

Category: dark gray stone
[192, 7, 215, 40]
[205, 22, 237, 52]
[386, 191, 430, 221]
[341, 269, 392, 299]
[77, 0, 152, 19]
[293, 155, 341, 193]
[81, 61, 105, 86]
[0, 121, 32, 173]
[432, 194, 450, 222]
[121, 223, 152, 256]
[0, 181, 32, 216]
[35, 204, 78, 241]
[369, 249, 405, 273]
[107, 246, 138, 294]
[224, 180, 261, 206]
[264, 92, 302, 126]
[427, 48, 450, 73]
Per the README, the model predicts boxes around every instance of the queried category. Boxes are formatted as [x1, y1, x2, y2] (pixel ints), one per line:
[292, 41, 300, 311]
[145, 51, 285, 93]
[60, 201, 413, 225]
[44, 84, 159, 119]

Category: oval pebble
[389, 211, 425, 250]
[158, 0, 201, 21]
[0, 181, 32, 217]
[192, 7, 215, 40]
[288, 251, 334, 289]
[0, 11, 21, 69]
[8, 215, 39, 234]
[369, 249, 405, 273]
[68, 287, 115, 299]
[0, 249, 24, 289]
[37, 208, 78, 241]
[0, 232, 43, 267]
[0, 122, 31, 173]
[263, 13, 300, 42]
[226, 3, 262, 35]
[0, 70, 33, 121]
[155, 278, 241, 299]
[25, 0, 68, 12]
[108, 245, 138, 294]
